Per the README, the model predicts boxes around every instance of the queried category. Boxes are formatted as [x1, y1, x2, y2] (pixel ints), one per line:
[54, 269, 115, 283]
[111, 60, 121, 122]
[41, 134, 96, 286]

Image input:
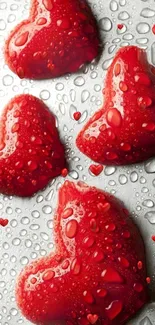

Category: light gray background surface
[0, 0, 155, 324]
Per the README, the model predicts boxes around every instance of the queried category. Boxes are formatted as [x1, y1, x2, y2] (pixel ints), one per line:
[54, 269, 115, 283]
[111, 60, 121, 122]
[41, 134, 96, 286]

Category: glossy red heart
[16, 181, 148, 325]
[0, 218, 9, 227]
[76, 46, 155, 165]
[89, 164, 103, 176]
[0, 94, 65, 197]
[5, 0, 99, 79]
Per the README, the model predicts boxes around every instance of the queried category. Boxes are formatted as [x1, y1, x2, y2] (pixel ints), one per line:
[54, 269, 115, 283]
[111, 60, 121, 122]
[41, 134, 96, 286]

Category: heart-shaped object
[16, 181, 148, 325]
[0, 94, 65, 197]
[5, 0, 99, 79]
[0, 218, 8, 227]
[76, 46, 155, 165]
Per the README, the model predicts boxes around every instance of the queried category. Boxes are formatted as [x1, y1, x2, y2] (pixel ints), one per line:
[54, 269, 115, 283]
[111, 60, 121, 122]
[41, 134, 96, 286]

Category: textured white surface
[0, 0, 155, 324]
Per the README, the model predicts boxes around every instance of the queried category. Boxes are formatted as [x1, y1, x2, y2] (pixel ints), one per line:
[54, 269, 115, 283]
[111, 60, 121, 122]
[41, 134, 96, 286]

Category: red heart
[76, 46, 155, 165]
[89, 164, 103, 176]
[0, 218, 9, 227]
[5, 0, 99, 79]
[0, 94, 65, 197]
[16, 181, 148, 325]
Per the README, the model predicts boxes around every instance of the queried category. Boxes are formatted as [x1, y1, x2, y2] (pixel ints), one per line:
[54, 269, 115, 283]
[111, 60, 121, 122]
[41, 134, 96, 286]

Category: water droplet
[144, 158, 155, 173]
[69, 170, 79, 179]
[40, 90, 50, 100]
[20, 256, 29, 265]
[71, 258, 81, 275]
[105, 300, 123, 320]
[119, 174, 128, 185]
[140, 317, 153, 325]
[118, 11, 130, 20]
[104, 166, 116, 176]
[42, 205, 52, 214]
[55, 83, 64, 91]
[70, 89, 76, 102]
[101, 267, 124, 283]
[40, 232, 49, 241]
[145, 211, 155, 224]
[102, 58, 113, 70]
[74, 76, 85, 87]
[130, 171, 138, 182]
[3, 75, 13, 86]
[137, 22, 150, 34]
[99, 17, 112, 31]
[141, 8, 155, 18]
[59, 103, 65, 115]
[143, 200, 154, 208]
[12, 238, 21, 246]
[83, 291, 94, 304]
[78, 110, 88, 124]
[81, 90, 90, 103]
[0, 19, 6, 30]
[110, 0, 118, 11]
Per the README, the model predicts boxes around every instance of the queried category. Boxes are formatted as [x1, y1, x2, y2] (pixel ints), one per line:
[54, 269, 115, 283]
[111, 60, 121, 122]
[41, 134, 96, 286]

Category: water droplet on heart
[27, 160, 38, 171]
[65, 220, 78, 238]
[101, 268, 124, 283]
[119, 174, 128, 185]
[145, 211, 155, 224]
[122, 230, 131, 238]
[62, 260, 70, 270]
[62, 208, 73, 219]
[97, 288, 107, 297]
[104, 166, 116, 176]
[83, 291, 94, 304]
[92, 249, 104, 262]
[43, 0, 53, 11]
[143, 200, 154, 208]
[43, 269, 55, 281]
[71, 258, 81, 275]
[83, 236, 95, 248]
[118, 256, 130, 268]
[137, 22, 150, 34]
[37, 17, 47, 25]
[81, 90, 90, 103]
[74, 76, 85, 87]
[106, 151, 118, 160]
[15, 31, 29, 46]
[106, 108, 122, 127]
[105, 223, 116, 232]
[57, 18, 71, 29]
[110, 0, 118, 11]
[133, 283, 143, 292]
[99, 17, 112, 31]
[105, 300, 123, 320]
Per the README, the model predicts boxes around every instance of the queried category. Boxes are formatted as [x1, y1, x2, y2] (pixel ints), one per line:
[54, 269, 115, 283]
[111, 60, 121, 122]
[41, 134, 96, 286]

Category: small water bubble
[78, 110, 88, 124]
[62, 94, 68, 103]
[20, 229, 27, 236]
[25, 239, 32, 248]
[42, 205, 52, 214]
[140, 176, 146, 184]
[74, 76, 85, 87]
[99, 17, 112, 31]
[90, 71, 97, 79]
[94, 84, 101, 92]
[30, 224, 40, 230]
[20, 256, 29, 265]
[108, 45, 117, 54]
[81, 90, 90, 103]
[130, 171, 138, 182]
[40, 90, 50, 100]
[55, 83, 64, 91]
[110, 0, 118, 11]
[123, 33, 134, 40]
[10, 219, 17, 228]
[119, 0, 126, 5]
[45, 189, 54, 201]
[36, 195, 44, 203]
[7, 14, 16, 23]
[10, 308, 18, 316]
[102, 58, 113, 70]
[69, 104, 77, 119]
[70, 89, 76, 102]
[104, 166, 116, 176]
[143, 199, 154, 208]
[0, 3, 7, 10]
[3, 75, 13, 86]
[3, 242, 9, 250]
[12, 238, 21, 246]
[59, 103, 65, 115]
[141, 8, 155, 18]
[145, 211, 155, 224]
[119, 174, 128, 185]
[141, 187, 149, 193]
[21, 217, 30, 225]
[47, 220, 53, 229]
[136, 22, 150, 34]
[118, 11, 130, 20]
[144, 158, 155, 173]
[31, 210, 40, 219]
[40, 232, 49, 241]
[69, 170, 79, 180]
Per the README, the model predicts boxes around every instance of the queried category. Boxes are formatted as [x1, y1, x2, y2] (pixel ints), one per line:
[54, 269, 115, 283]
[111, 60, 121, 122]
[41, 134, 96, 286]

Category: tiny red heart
[0, 218, 9, 227]
[76, 46, 155, 165]
[73, 112, 81, 121]
[152, 24, 155, 34]
[117, 24, 124, 30]
[0, 94, 65, 197]
[87, 314, 98, 324]
[16, 181, 148, 325]
[89, 164, 103, 176]
[5, 0, 99, 79]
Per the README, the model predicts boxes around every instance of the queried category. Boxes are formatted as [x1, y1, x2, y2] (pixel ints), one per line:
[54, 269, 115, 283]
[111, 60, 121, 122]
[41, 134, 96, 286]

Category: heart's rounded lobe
[16, 181, 148, 324]
[0, 94, 65, 196]
[76, 46, 155, 165]
[5, 0, 99, 79]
